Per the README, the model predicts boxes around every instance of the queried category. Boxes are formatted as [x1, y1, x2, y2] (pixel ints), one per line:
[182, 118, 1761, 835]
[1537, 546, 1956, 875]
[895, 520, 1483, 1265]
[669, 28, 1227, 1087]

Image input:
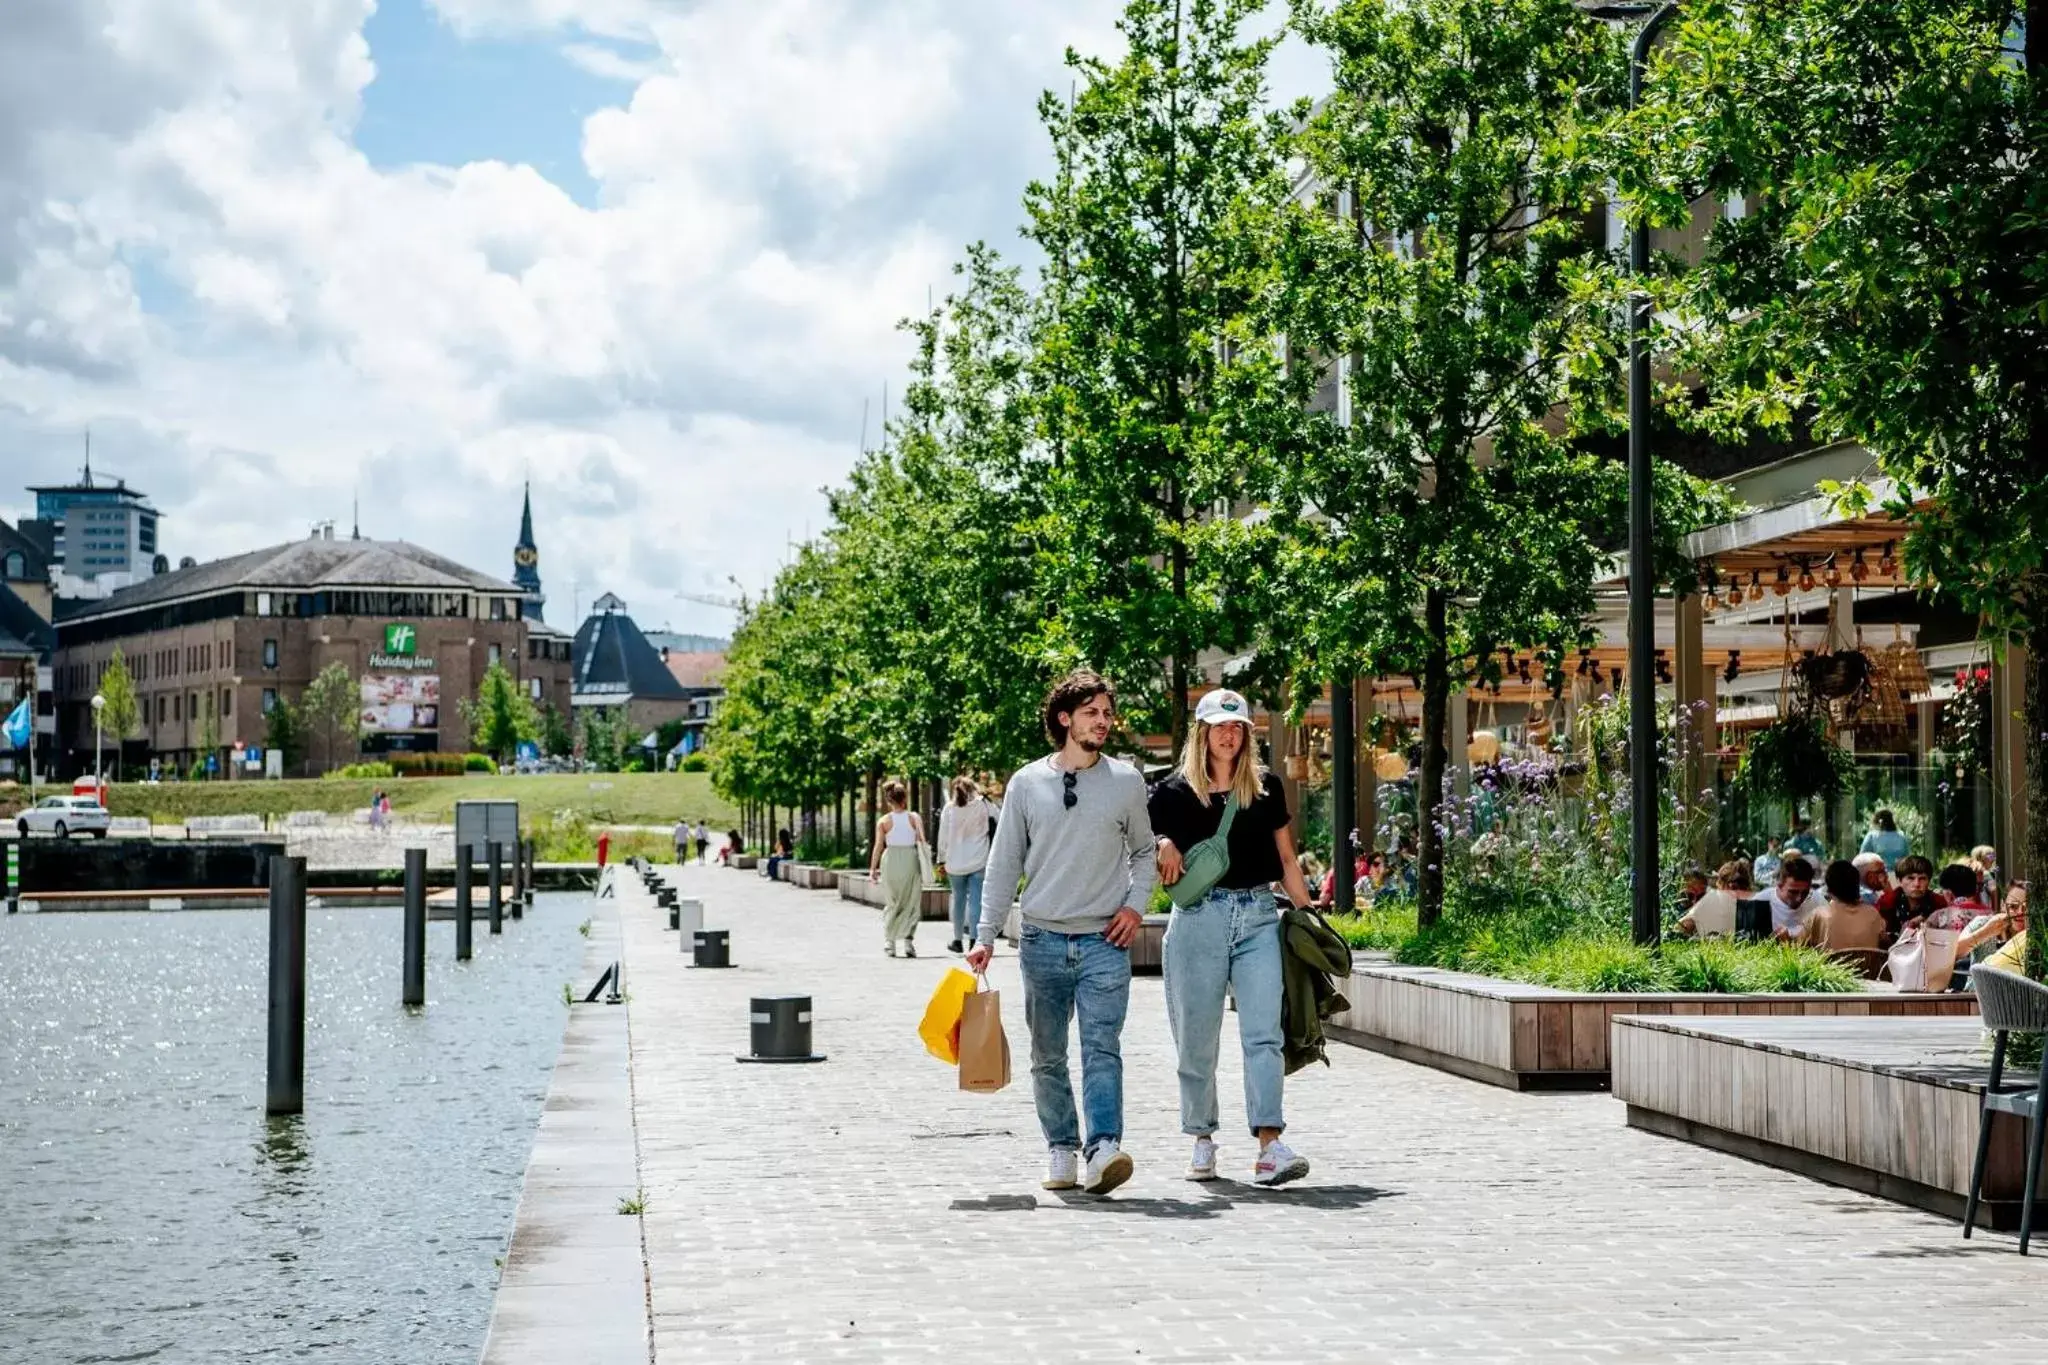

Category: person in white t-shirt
[1767, 856, 1827, 939]
[1677, 861, 1753, 941]
[936, 777, 998, 955]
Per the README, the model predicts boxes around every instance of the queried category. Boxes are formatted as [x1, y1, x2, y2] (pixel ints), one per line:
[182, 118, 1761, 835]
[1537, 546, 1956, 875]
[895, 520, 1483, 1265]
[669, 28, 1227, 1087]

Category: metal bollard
[736, 995, 826, 1063]
[510, 832, 525, 919]
[455, 843, 473, 962]
[675, 898, 703, 945]
[691, 928, 731, 968]
[487, 841, 504, 935]
[402, 846, 426, 1008]
[524, 838, 537, 905]
[266, 855, 308, 1113]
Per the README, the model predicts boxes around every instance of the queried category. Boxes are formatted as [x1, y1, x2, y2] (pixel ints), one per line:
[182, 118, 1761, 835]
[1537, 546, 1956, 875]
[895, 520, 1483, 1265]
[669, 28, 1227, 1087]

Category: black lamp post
[1589, 1, 1679, 945]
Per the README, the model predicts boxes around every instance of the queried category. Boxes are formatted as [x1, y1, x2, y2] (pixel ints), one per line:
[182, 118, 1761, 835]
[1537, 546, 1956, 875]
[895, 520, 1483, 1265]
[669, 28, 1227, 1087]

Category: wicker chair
[1962, 964, 2048, 1253]
[1829, 947, 1889, 981]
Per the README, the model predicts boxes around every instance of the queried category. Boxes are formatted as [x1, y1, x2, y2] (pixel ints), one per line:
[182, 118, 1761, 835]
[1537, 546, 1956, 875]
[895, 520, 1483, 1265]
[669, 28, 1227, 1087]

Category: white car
[16, 795, 113, 839]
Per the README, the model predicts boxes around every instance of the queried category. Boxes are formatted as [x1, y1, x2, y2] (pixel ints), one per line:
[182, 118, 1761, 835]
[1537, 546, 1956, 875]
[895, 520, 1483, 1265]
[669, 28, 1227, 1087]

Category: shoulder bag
[1168, 795, 1240, 909]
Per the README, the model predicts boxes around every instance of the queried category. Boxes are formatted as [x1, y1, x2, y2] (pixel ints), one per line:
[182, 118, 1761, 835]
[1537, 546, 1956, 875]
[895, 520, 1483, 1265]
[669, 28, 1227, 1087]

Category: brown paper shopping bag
[957, 977, 1011, 1093]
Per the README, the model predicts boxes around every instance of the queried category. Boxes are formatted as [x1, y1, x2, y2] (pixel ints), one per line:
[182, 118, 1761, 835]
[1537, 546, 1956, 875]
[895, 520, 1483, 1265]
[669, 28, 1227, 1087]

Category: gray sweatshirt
[975, 752, 1157, 947]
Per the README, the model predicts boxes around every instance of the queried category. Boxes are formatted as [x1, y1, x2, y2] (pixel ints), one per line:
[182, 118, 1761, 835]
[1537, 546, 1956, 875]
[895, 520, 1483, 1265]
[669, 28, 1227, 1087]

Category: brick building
[50, 527, 573, 776]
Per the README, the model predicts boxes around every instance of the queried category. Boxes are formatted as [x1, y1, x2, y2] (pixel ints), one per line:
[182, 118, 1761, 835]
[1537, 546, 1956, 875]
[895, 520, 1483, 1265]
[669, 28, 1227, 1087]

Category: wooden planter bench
[1329, 963, 1978, 1090]
[835, 870, 950, 920]
[1614, 1014, 2044, 1228]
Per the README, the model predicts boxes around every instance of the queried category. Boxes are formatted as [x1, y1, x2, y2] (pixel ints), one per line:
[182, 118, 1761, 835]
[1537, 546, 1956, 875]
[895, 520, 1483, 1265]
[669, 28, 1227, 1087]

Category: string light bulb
[1879, 541, 1896, 577]
[1773, 565, 1791, 596]
[1823, 559, 1843, 589]
[1797, 566, 1817, 593]
[1850, 548, 1869, 583]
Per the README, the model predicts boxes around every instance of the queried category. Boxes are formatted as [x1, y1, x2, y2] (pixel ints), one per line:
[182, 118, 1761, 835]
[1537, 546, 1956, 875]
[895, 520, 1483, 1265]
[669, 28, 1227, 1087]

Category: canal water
[0, 896, 589, 1364]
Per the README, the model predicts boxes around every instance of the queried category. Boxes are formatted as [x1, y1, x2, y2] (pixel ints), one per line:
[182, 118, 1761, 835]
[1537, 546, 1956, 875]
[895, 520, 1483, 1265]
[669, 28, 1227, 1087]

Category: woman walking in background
[1149, 689, 1321, 1188]
[868, 780, 927, 958]
[937, 777, 997, 955]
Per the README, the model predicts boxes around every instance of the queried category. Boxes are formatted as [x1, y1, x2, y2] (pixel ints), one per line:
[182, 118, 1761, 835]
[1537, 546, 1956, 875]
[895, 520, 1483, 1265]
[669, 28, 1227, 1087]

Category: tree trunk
[2025, 602, 2048, 984]
[1417, 586, 1451, 927]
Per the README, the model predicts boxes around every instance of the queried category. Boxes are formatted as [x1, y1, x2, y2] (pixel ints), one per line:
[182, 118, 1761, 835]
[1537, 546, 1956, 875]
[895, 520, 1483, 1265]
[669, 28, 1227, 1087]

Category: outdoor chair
[1962, 963, 2048, 1253]
[1735, 898, 1773, 942]
[1829, 947, 1888, 981]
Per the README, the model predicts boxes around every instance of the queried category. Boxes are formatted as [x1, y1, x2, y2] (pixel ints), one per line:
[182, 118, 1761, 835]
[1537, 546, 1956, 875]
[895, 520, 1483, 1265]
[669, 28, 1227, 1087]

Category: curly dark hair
[1042, 668, 1115, 748]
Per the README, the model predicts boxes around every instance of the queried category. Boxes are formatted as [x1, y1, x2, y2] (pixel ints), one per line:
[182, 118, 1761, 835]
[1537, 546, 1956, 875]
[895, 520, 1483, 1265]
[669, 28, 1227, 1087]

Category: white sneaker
[884, 941, 897, 958]
[1042, 1148, 1079, 1190]
[1186, 1136, 1219, 1182]
[1252, 1139, 1309, 1187]
[1082, 1142, 1134, 1195]
[902, 940, 917, 958]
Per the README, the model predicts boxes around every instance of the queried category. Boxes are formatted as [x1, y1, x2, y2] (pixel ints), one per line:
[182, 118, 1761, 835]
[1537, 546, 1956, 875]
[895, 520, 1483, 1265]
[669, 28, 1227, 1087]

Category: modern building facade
[27, 459, 161, 583]
[49, 527, 573, 776]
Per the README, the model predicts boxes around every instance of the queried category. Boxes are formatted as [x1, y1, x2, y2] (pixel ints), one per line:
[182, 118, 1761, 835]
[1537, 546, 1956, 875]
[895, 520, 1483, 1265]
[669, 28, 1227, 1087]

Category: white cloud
[0, 0, 1313, 638]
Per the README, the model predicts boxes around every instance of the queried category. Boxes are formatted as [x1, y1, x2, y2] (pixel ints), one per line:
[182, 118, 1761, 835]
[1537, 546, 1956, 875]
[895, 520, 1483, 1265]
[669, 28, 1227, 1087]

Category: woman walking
[867, 780, 926, 958]
[937, 777, 997, 955]
[1149, 689, 1321, 1187]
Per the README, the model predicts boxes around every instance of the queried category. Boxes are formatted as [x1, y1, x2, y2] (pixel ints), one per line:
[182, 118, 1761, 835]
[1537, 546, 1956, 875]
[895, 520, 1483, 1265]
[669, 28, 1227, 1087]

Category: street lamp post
[1589, 0, 1679, 945]
[90, 692, 106, 805]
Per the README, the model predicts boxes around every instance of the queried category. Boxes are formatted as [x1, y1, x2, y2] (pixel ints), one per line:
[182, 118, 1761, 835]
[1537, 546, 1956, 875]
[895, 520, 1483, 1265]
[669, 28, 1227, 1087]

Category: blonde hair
[1177, 718, 1266, 808]
[951, 776, 980, 806]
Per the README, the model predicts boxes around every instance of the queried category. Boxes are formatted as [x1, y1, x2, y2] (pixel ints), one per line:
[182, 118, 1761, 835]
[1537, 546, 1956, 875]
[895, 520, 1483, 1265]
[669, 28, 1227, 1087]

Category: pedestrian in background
[693, 820, 710, 865]
[868, 781, 927, 958]
[673, 817, 690, 865]
[937, 776, 997, 956]
[1148, 688, 1316, 1187]
[1859, 809, 1910, 870]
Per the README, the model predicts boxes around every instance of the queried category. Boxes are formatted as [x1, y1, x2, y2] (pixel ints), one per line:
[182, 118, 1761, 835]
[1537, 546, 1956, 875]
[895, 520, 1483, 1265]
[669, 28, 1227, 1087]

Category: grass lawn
[6, 771, 736, 827]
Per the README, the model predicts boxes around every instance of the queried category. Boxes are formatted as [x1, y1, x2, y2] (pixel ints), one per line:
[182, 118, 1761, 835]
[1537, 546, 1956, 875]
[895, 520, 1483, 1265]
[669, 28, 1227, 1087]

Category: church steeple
[512, 482, 545, 622]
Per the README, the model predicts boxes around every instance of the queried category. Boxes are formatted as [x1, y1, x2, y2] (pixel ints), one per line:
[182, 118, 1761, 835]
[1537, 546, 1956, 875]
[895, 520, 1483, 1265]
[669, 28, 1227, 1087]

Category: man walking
[673, 817, 690, 865]
[967, 669, 1156, 1197]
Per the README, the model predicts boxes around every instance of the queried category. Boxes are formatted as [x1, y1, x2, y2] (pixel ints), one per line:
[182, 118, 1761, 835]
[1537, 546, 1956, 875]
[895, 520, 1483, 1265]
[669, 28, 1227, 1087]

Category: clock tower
[512, 482, 545, 622]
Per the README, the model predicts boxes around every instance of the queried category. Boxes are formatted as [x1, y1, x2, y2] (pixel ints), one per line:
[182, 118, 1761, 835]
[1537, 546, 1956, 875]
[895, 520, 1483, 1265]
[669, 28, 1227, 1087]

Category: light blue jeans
[1163, 887, 1285, 1137]
[948, 868, 986, 943]
[1019, 925, 1131, 1158]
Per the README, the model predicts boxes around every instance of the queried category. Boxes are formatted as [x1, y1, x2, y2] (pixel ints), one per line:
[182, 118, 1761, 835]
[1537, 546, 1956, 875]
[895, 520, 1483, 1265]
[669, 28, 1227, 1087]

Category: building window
[221, 689, 231, 717]
[173, 694, 181, 722]
[488, 643, 502, 666]
[262, 689, 278, 714]
[263, 638, 278, 669]
[257, 592, 273, 617]
[529, 678, 542, 700]
[489, 597, 507, 621]
[189, 693, 198, 722]
[1, 551, 21, 579]
[157, 696, 166, 724]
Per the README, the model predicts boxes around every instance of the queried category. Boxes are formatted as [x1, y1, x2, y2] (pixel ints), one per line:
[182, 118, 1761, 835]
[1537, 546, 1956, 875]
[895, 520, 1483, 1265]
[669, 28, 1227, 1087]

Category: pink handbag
[1883, 927, 1960, 992]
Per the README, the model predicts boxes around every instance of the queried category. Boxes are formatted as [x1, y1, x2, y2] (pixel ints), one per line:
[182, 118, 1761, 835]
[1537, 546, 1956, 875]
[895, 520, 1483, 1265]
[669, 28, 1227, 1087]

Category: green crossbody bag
[1167, 795, 1240, 909]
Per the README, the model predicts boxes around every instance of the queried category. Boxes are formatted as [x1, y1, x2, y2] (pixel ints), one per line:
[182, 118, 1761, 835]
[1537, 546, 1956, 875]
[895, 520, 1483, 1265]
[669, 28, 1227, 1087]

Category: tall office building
[26, 456, 161, 581]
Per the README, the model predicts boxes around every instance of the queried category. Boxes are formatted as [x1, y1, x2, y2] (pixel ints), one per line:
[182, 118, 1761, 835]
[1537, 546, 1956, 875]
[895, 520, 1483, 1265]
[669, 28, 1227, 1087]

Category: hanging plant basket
[1797, 648, 1872, 700]
[1284, 753, 1311, 781]
[1735, 709, 1856, 807]
[1372, 748, 1409, 783]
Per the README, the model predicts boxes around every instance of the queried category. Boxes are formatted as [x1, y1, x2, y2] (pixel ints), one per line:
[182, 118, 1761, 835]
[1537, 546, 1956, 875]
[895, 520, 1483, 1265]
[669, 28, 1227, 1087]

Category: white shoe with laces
[1252, 1139, 1309, 1188]
[1082, 1141, 1134, 1195]
[1042, 1148, 1079, 1190]
[1186, 1136, 1219, 1181]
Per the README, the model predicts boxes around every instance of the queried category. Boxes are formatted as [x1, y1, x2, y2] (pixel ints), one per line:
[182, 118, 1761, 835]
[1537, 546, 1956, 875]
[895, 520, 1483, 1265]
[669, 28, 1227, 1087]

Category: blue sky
[356, 0, 634, 205]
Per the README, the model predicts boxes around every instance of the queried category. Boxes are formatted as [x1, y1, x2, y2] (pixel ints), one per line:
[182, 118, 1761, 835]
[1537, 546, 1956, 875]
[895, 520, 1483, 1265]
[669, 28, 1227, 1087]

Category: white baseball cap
[1194, 689, 1254, 727]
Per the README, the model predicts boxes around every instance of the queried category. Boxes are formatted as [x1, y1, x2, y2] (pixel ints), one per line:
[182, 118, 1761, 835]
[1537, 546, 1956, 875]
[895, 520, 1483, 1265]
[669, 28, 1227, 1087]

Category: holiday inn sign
[369, 622, 435, 670]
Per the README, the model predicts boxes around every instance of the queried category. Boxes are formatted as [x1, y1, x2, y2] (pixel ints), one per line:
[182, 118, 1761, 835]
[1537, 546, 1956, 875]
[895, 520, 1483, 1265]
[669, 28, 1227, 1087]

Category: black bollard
[691, 928, 732, 968]
[510, 832, 525, 919]
[524, 838, 537, 905]
[736, 995, 826, 1064]
[455, 844, 474, 962]
[402, 847, 427, 1008]
[488, 840, 504, 934]
[266, 855, 308, 1113]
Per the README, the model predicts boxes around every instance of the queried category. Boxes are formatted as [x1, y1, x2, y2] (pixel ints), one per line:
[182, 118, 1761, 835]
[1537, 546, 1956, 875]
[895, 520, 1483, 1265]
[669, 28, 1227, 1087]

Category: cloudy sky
[0, 0, 1320, 637]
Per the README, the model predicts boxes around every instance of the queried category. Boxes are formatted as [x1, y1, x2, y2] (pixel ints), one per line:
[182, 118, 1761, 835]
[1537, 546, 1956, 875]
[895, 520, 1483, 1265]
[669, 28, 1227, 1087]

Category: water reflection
[0, 898, 583, 1363]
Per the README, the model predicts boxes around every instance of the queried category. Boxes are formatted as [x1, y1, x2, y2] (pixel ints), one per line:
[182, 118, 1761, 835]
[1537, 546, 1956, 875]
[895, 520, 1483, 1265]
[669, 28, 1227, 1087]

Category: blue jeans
[1019, 926, 1131, 1157]
[948, 868, 986, 943]
[1163, 887, 1285, 1137]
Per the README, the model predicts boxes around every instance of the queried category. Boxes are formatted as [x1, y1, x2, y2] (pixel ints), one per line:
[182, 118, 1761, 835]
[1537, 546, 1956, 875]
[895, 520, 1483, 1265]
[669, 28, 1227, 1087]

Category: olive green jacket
[1280, 905, 1354, 1074]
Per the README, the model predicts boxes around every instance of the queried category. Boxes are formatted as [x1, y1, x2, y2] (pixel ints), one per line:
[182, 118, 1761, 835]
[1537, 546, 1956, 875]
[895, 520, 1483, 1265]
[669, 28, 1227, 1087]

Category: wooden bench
[1613, 1013, 2045, 1229]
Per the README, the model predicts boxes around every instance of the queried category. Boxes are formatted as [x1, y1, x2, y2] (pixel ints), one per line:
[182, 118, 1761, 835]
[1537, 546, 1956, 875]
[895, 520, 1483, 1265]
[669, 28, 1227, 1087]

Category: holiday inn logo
[383, 623, 417, 656]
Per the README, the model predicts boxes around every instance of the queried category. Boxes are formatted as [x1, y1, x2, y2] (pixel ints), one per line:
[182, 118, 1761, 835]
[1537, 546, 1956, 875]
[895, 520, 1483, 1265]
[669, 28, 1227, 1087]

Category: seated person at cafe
[1798, 859, 1887, 952]
[1916, 862, 2008, 961]
[1981, 884, 2031, 974]
[1876, 854, 1947, 938]
[1677, 866, 1710, 912]
[1852, 852, 1890, 905]
[1676, 861, 1752, 941]
[1767, 856, 1827, 939]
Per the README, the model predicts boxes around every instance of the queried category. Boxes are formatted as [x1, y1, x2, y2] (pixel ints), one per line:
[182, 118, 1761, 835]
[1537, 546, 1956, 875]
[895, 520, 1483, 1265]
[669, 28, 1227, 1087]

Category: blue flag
[2, 698, 28, 750]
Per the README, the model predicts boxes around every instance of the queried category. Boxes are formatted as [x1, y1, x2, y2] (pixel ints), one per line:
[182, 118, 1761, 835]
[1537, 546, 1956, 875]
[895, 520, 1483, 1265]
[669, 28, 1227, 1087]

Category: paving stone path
[616, 866, 2048, 1364]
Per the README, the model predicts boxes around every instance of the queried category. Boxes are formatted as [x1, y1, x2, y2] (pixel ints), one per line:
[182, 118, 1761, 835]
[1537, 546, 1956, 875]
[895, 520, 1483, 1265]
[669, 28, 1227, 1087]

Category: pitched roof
[572, 602, 690, 701]
[55, 537, 522, 625]
[0, 584, 54, 660]
[0, 519, 51, 581]
[664, 650, 727, 690]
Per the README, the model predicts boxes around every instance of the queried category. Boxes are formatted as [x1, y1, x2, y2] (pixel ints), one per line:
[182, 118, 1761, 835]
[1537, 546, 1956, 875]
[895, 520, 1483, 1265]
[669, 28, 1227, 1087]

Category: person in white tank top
[868, 780, 926, 957]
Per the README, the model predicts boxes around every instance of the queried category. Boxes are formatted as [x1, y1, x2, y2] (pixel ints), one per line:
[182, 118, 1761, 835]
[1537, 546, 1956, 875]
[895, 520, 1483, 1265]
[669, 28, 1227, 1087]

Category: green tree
[1627, 0, 2048, 977]
[263, 694, 304, 776]
[197, 702, 221, 780]
[299, 662, 361, 775]
[1024, 0, 1302, 744]
[580, 705, 624, 773]
[1277, 0, 1735, 924]
[95, 647, 140, 780]
[537, 701, 573, 758]
[461, 659, 538, 764]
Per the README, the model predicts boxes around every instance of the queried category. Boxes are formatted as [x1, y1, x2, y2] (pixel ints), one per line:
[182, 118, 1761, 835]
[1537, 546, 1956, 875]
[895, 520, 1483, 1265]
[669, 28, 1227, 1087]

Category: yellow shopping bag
[918, 967, 978, 1064]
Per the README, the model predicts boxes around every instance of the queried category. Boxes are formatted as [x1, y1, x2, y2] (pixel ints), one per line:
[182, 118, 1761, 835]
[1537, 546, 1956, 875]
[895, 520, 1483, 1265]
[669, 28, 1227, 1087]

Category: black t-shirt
[1146, 771, 1291, 891]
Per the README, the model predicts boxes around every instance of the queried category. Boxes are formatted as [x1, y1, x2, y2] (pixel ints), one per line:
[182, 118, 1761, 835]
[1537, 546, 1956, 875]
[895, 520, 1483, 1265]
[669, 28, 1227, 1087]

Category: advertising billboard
[360, 673, 440, 733]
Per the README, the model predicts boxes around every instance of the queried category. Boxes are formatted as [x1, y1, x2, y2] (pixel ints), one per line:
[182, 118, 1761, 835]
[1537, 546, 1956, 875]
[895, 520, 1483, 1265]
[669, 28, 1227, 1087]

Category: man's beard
[1073, 734, 1104, 753]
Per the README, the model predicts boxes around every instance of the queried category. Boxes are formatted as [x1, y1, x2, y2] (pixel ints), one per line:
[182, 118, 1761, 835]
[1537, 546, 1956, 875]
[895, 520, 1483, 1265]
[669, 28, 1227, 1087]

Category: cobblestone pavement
[620, 866, 2048, 1364]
